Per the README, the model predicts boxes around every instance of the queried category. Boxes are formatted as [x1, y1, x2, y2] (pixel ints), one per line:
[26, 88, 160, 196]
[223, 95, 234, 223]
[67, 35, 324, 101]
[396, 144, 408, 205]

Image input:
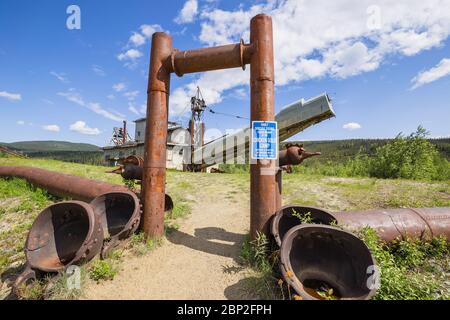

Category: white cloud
[118, 24, 163, 68]
[58, 90, 85, 106]
[140, 24, 163, 38]
[58, 89, 124, 122]
[140, 103, 147, 114]
[92, 65, 106, 76]
[128, 103, 140, 115]
[175, 0, 199, 24]
[50, 71, 69, 83]
[17, 120, 25, 125]
[88, 102, 124, 122]
[411, 58, 450, 89]
[168, 0, 449, 113]
[42, 124, 60, 132]
[170, 68, 249, 116]
[129, 32, 146, 47]
[233, 88, 248, 100]
[123, 90, 139, 101]
[113, 83, 126, 92]
[70, 121, 101, 135]
[107, 94, 115, 100]
[0, 91, 21, 101]
[42, 99, 54, 105]
[343, 122, 362, 130]
[117, 49, 143, 61]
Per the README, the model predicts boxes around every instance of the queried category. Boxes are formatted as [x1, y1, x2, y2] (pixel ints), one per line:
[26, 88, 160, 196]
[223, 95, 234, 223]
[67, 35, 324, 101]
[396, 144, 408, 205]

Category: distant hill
[0, 141, 101, 153]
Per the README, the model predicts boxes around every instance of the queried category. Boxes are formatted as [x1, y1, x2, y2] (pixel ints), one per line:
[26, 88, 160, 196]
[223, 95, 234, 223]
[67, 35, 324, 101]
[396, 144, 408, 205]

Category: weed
[89, 259, 117, 281]
[291, 210, 313, 224]
[177, 181, 192, 189]
[240, 233, 281, 299]
[167, 202, 191, 220]
[47, 267, 87, 300]
[16, 279, 47, 300]
[129, 232, 163, 256]
[122, 178, 136, 191]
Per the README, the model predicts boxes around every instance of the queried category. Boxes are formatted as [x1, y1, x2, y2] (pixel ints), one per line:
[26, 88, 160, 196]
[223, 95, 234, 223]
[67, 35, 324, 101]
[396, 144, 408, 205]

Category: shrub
[368, 126, 442, 180]
[293, 126, 450, 181]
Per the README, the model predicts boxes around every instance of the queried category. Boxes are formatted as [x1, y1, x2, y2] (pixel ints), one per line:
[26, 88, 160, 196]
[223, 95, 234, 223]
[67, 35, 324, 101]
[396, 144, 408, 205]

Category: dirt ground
[82, 175, 258, 300]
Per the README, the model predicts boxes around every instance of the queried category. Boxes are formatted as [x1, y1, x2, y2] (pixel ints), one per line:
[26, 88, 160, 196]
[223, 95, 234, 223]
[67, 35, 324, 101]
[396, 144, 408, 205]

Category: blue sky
[1, 0, 449, 146]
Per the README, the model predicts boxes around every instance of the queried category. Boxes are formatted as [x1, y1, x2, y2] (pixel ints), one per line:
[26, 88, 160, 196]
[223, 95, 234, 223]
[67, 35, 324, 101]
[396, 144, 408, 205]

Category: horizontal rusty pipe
[0, 166, 129, 202]
[334, 207, 450, 242]
[0, 166, 174, 212]
[272, 205, 450, 245]
[279, 143, 321, 167]
[112, 163, 143, 180]
[169, 40, 254, 76]
[121, 155, 144, 167]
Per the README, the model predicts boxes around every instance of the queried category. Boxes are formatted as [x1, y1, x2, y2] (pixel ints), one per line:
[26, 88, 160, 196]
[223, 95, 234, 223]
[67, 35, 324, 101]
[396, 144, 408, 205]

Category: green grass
[128, 232, 164, 256]
[0, 157, 124, 185]
[239, 232, 282, 300]
[0, 178, 54, 274]
[359, 228, 450, 300]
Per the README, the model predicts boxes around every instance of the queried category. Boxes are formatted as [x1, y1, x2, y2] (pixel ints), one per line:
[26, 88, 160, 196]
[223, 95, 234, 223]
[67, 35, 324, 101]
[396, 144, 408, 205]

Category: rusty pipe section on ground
[0, 166, 130, 202]
[280, 224, 377, 300]
[272, 205, 450, 246]
[13, 191, 142, 293]
[333, 207, 450, 242]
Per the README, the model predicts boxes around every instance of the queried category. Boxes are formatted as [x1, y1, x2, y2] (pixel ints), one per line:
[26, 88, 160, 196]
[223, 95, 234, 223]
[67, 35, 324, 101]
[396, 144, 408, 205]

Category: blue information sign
[251, 121, 278, 160]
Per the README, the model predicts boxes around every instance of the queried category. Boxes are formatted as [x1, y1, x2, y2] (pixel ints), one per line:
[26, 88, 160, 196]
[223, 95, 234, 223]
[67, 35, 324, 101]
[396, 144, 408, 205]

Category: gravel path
[83, 181, 256, 300]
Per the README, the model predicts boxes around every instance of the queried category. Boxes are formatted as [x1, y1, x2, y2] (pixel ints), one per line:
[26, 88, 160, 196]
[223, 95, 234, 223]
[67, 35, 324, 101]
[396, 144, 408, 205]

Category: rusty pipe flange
[23, 201, 103, 273]
[122, 155, 144, 167]
[280, 224, 377, 300]
[90, 191, 141, 256]
[279, 144, 304, 167]
[271, 205, 336, 247]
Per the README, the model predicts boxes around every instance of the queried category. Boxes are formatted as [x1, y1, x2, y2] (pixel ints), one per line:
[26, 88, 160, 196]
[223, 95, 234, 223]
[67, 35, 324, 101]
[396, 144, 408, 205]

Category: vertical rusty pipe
[142, 32, 172, 238]
[123, 121, 127, 144]
[250, 14, 277, 239]
[201, 122, 206, 172]
[189, 118, 195, 169]
[276, 169, 282, 210]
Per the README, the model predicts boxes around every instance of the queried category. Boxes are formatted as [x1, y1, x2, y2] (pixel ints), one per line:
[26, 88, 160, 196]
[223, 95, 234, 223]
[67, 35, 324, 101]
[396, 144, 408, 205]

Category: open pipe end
[271, 205, 336, 247]
[165, 194, 174, 213]
[90, 191, 141, 241]
[280, 224, 377, 300]
[25, 201, 103, 273]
